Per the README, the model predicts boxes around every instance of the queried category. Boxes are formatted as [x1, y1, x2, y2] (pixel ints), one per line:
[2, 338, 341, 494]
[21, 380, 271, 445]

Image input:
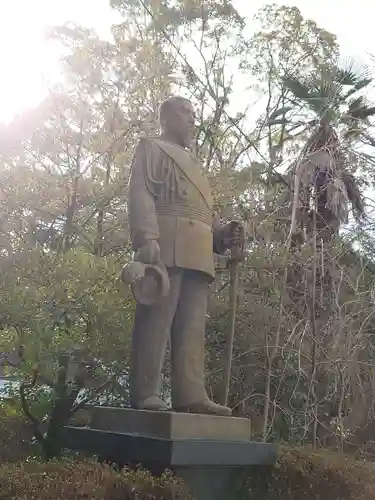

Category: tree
[268, 59, 375, 447]
[282, 60, 375, 244]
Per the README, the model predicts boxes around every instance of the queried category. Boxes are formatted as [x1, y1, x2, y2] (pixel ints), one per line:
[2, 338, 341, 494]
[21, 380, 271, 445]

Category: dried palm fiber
[300, 125, 351, 222]
[287, 124, 344, 243]
[297, 149, 333, 187]
[326, 178, 349, 223]
[341, 170, 365, 220]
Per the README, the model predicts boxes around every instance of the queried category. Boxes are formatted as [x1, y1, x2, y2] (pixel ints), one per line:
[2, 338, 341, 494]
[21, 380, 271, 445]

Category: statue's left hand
[135, 240, 161, 264]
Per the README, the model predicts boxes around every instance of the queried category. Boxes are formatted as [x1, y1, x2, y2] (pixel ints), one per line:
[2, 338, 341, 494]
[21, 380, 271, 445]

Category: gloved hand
[222, 221, 245, 249]
[228, 221, 245, 248]
[134, 240, 161, 264]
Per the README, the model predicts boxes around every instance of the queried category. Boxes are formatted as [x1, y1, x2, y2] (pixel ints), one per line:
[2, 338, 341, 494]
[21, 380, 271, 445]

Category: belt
[155, 201, 212, 226]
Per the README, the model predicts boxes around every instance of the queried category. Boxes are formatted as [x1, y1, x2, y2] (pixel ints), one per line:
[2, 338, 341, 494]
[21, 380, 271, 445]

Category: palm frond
[283, 77, 311, 100]
[307, 97, 332, 116]
[333, 68, 359, 86]
[340, 84, 366, 102]
[318, 78, 337, 99]
[348, 96, 366, 111]
[285, 57, 374, 124]
[342, 118, 364, 139]
[268, 106, 294, 120]
[335, 56, 371, 85]
[267, 118, 290, 126]
[351, 106, 375, 119]
[284, 75, 339, 117]
[353, 78, 372, 92]
[344, 95, 375, 119]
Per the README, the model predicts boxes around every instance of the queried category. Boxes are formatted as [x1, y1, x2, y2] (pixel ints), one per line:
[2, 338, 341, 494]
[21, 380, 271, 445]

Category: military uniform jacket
[128, 136, 225, 279]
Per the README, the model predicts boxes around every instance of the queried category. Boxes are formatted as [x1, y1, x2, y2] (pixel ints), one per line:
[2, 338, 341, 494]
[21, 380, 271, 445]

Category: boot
[174, 398, 232, 416]
[133, 396, 168, 411]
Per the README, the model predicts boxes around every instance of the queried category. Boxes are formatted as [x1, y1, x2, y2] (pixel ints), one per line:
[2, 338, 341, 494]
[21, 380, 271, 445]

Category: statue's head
[159, 96, 195, 148]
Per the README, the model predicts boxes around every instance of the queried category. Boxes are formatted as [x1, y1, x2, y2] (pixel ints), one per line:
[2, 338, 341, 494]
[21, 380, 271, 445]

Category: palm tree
[279, 59, 375, 243]
[271, 61, 375, 447]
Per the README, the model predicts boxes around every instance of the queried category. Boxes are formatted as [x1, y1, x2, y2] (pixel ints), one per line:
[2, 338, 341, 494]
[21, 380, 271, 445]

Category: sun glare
[0, 0, 114, 124]
[0, 0, 372, 124]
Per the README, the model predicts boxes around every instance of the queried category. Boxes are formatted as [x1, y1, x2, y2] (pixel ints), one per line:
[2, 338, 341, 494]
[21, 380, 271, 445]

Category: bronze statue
[125, 96, 243, 415]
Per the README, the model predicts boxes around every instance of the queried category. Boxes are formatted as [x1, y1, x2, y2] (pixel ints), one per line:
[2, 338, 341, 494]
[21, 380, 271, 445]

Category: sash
[150, 137, 213, 209]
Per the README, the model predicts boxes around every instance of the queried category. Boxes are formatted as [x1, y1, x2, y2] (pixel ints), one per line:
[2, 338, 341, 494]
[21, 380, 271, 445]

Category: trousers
[129, 267, 210, 408]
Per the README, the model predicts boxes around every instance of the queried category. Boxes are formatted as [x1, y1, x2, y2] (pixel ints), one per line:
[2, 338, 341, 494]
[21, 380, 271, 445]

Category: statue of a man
[127, 96, 242, 415]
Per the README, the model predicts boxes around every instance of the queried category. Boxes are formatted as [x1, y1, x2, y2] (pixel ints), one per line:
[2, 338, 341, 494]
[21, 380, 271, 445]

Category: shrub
[0, 459, 193, 500]
[242, 446, 375, 500]
[0, 404, 34, 464]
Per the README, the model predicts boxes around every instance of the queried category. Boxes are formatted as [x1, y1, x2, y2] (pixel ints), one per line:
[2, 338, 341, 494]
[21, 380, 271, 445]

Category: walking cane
[220, 221, 244, 407]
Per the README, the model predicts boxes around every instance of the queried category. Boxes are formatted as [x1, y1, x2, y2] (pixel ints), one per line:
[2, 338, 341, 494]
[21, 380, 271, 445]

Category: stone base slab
[62, 426, 277, 467]
[79, 406, 252, 442]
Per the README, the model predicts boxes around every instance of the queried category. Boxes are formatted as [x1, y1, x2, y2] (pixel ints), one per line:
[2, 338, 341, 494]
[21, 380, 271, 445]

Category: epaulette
[138, 135, 162, 143]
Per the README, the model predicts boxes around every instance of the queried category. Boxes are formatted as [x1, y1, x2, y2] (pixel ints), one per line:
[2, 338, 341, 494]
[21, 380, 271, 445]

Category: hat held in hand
[120, 260, 170, 306]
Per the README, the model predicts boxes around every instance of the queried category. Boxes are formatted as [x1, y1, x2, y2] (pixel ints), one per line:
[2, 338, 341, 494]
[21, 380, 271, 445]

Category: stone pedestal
[87, 406, 252, 441]
[64, 406, 277, 500]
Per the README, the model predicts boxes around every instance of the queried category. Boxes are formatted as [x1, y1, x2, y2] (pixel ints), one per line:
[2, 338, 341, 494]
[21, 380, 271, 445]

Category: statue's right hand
[135, 240, 161, 264]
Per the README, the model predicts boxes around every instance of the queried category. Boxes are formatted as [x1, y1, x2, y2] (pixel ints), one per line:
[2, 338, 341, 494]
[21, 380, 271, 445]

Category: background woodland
[2, 0, 375, 457]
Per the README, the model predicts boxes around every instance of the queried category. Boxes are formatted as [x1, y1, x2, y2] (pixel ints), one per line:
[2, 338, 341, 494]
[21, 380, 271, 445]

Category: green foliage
[0, 405, 33, 464]
[0, 248, 133, 366]
[247, 4, 339, 80]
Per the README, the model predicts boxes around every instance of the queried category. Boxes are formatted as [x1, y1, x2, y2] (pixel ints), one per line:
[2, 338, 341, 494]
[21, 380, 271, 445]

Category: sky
[0, 0, 374, 123]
